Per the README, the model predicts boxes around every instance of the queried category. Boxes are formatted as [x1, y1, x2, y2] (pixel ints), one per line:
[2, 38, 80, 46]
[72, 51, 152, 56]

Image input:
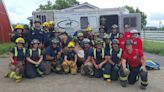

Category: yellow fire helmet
[86, 27, 93, 32]
[48, 21, 55, 26]
[42, 22, 49, 27]
[15, 37, 25, 44]
[15, 24, 24, 30]
[77, 32, 84, 37]
[67, 41, 75, 48]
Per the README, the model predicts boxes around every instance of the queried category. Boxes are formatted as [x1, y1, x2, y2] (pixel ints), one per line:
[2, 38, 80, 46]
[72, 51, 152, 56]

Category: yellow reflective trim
[94, 48, 105, 59]
[93, 48, 96, 59]
[141, 81, 148, 84]
[120, 76, 128, 81]
[29, 49, 41, 57]
[14, 47, 18, 57]
[103, 74, 111, 78]
[29, 49, 32, 57]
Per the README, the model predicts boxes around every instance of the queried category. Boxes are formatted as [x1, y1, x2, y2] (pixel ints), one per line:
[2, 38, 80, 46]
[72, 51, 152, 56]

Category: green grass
[0, 42, 15, 55]
[143, 40, 164, 56]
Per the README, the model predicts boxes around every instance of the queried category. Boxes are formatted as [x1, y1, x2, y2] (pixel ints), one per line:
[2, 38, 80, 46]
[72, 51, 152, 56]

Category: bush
[143, 41, 164, 56]
[0, 42, 15, 55]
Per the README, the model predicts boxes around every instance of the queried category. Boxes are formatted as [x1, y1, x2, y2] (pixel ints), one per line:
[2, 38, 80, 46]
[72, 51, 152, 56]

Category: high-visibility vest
[29, 49, 41, 57]
[110, 48, 123, 59]
[109, 33, 119, 39]
[14, 47, 26, 57]
[93, 48, 105, 59]
[103, 42, 112, 49]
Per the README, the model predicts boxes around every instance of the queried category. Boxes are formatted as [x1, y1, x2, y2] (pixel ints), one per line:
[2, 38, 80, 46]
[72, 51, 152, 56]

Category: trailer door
[121, 13, 141, 32]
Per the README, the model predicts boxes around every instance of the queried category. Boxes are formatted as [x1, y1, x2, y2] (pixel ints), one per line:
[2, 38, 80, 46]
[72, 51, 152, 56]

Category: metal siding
[0, 0, 11, 43]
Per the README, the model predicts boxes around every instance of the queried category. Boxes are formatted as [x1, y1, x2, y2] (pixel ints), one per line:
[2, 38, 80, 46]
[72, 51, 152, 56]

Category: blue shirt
[43, 46, 61, 60]
[110, 49, 122, 64]
[66, 50, 76, 61]
[30, 28, 44, 42]
[84, 47, 93, 60]
[91, 48, 109, 64]
[43, 31, 51, 47]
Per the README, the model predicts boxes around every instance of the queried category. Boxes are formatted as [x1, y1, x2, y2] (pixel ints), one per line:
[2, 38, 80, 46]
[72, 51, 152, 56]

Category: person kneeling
[25, 39, 45, 78]
[62, 41, 77, 74]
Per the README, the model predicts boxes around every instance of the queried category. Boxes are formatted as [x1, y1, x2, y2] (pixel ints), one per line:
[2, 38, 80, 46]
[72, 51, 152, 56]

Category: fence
[140, 30, 164, 42]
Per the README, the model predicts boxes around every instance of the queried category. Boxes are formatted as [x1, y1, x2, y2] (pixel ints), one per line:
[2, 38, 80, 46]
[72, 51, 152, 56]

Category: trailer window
[42, 15, 46, 23]
[80, 17, 89, 29]
[124, 17, 136, 27]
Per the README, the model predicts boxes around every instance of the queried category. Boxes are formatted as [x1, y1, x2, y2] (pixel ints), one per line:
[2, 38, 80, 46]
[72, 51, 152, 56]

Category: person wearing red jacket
[118, 32, 125, 50]
[124, 24, 132, 40]
[120, 39, 148, 90]
[131, 29, 143, 51]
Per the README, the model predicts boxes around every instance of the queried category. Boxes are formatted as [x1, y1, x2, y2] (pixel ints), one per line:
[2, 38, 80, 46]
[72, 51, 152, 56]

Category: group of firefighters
[5, 19, 148, 90]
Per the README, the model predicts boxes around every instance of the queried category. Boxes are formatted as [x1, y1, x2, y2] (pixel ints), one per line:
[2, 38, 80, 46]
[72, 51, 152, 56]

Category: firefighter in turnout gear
[76, 32, 84, 47]
[81, 38, 94, 77]
[103, 34, 111, 54]
[5, 37, 26, 83]
[120, 39, 148, 89]
[29, 19, 44, 49]
[42, 22, 51, 48]
[62, 41, 78, 74]
[11, 24, 26, 43]
[109, 24, 119, 40]
[25, 39, 45, 78]
[91, 38, 111, 82]
[108, 39, 123, 81]
[43, 38, 62, 74]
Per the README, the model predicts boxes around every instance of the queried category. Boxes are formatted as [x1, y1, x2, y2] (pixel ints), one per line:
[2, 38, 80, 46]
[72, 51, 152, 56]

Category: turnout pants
[93, 62, 111, 79]
[120, 66, 148, 87]
[62, 60, 77, 74]
[25, 62, 45, 78]
[8, 61, 24, 81]
[81, 62, 94, 76]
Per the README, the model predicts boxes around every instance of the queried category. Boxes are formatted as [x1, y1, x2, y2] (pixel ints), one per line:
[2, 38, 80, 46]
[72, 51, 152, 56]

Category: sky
[3, 0, 164, 27]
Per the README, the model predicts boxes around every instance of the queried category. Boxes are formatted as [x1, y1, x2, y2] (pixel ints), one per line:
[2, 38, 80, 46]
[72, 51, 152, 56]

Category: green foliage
[37, 0, 79, 10]
[125, 6, 147, 29]
[0, 43, 15, 55]
[143, 41, 164, 56]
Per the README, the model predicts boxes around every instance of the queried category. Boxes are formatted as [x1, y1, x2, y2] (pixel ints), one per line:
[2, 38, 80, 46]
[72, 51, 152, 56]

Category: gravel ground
[0, 53, 163, 92]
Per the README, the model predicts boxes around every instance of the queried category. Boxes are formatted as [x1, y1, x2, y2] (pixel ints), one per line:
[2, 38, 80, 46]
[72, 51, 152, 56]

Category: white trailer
[30, 2, 141, 35]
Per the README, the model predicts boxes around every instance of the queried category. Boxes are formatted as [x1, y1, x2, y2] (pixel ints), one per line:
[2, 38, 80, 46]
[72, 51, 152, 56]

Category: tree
[125, 6, 147, 29]
[37, 0, 79, 10]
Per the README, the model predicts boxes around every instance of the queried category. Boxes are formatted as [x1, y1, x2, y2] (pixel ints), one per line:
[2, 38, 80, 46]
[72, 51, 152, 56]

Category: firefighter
[131, 29, 143, 50]
[85, 27, 94, 40]
[25, 39, 45, 78]
[91, 38, 111, 82]
[5, 37, 26, 83]
[120, 39, 148, 89]
[62, 41, 77, 74]
[109, 24, 119, 40]
[29, 19, 44, 49]
[99, 28, 106, 39]
[42, 22, 51, 48]
[11, 24, 25, 43]
[118, 32, 125, 50]
[43, 38, 62, 74]
[103, 34, 111, 54]
[81, 38, 94, 77]
[48, 21, 55, 32]
[124, 24, 132, 40]
[76, 32, 84, 47]
[108, 39, 123, 81]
